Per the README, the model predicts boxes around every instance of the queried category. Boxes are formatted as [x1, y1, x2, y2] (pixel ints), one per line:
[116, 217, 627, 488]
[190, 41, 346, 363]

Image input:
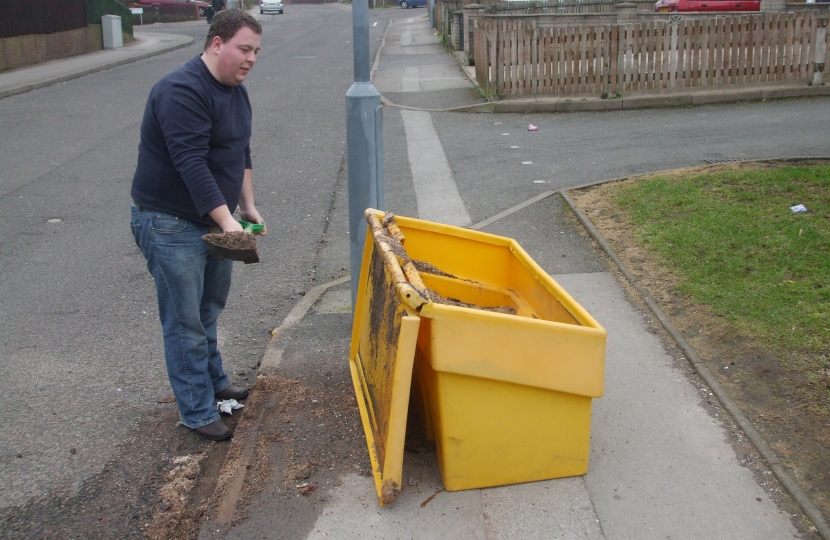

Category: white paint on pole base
[400, 110, 471, 227]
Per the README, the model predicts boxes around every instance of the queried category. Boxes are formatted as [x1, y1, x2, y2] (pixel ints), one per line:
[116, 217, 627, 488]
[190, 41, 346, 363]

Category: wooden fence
[474, 11, 829, 96]
[437, 0, 652, 46]
[481, 0, 654, 15]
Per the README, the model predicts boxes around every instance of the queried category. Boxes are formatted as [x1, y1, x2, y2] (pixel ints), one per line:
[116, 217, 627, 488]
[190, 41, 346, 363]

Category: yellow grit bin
[350, 210, 606, 504]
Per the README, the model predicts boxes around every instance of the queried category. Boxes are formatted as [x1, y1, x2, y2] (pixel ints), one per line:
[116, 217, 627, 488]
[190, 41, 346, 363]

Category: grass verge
[609, 163, 829, 381]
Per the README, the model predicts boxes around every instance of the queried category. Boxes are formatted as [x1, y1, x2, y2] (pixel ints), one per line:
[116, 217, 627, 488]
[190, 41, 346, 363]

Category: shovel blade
[202, 236, 260, 264]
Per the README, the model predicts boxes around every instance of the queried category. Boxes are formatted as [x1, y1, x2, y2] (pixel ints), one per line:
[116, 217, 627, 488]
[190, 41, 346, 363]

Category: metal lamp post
[346, 0, 384, 307]
[429, 0, 435, 28]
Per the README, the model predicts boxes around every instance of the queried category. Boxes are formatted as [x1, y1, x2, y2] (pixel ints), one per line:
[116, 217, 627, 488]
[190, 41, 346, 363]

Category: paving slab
[377, 54, 455, 69]
[373, 13, 485, 109]
[375, 65, 470, 93]
[557, 272, 800, 540]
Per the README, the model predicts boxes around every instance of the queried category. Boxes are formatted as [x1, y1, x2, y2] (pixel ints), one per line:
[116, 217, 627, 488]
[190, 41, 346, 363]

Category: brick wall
[0, 25, 103, 72]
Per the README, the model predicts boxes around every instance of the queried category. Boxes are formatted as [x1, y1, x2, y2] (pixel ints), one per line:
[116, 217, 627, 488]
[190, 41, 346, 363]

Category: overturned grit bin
[350, 210, 606, 502]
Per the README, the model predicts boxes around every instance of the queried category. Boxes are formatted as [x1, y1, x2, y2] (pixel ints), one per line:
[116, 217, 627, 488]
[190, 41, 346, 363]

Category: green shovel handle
[239, 220, 264, 234]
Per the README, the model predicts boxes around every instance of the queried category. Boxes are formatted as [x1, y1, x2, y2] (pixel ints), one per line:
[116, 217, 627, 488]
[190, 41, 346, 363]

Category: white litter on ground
[217, 399, 244, 415]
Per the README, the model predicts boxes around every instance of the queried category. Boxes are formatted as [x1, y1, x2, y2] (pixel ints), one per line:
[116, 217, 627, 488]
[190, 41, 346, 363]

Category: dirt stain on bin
[412, 259, 456, 279]
[375, 235, 516, 315]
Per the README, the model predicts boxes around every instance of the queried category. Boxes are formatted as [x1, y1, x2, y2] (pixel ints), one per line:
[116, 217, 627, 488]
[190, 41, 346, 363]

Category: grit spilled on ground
[571, 160, 830, 527]
[189, 305, 375, 540]
[0, 403, 234, 540]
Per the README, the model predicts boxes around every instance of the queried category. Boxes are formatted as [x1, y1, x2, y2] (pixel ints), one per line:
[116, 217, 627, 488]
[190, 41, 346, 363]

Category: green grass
[611, 164, 830, 360]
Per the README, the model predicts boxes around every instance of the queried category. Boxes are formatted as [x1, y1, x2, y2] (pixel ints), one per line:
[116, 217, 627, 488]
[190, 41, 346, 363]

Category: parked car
[654, 0, 759, 11]
[260, 0, 283, 13]
[140, 0, 210, 17]
[399, 0, 427, 8]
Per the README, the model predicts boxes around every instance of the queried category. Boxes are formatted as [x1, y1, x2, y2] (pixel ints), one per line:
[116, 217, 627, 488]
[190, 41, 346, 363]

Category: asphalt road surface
[1, 4, 829, 537]
[0, 5, 389, 537]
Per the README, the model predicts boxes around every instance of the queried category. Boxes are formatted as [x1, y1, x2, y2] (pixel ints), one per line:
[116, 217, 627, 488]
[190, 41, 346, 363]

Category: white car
[260, 0, 283, 14]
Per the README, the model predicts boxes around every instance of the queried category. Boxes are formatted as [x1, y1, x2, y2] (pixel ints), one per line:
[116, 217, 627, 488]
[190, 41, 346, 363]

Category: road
[0, 6, 389, 537]
[1, 4, 829, 537]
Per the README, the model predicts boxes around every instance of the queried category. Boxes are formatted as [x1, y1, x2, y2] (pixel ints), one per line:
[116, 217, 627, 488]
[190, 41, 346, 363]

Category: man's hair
[204, 10, 262, 50]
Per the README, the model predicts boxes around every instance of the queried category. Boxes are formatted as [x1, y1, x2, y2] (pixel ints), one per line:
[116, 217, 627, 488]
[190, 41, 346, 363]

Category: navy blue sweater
[131, 55, 253, 225]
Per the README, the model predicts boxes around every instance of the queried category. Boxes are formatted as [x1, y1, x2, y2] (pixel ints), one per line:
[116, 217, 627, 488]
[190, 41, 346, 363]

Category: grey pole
[346, 0, 384, 307]
[429, 0, 434, 28]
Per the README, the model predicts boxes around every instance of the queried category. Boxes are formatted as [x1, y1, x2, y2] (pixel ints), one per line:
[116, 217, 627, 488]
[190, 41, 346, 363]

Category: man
[130, 10, 265, 441]
[209, 0, 224, 23]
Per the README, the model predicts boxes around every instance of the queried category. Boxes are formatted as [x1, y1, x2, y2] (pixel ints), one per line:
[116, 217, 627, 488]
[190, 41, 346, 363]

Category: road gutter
[370, 19, 392, 83]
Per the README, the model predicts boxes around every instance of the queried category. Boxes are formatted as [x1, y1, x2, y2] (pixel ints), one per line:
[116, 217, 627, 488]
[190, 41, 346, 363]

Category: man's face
[211, 27, 261, 86]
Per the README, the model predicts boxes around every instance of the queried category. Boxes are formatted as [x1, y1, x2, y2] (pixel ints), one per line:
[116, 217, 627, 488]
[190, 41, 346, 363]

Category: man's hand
[238, 169, 266, 235]
[241, 208, 267, 236]
[208, 204, 243, 233]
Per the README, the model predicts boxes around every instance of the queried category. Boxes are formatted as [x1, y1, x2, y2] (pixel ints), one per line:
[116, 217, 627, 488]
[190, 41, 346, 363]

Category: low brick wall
[0, 25, 103, 72]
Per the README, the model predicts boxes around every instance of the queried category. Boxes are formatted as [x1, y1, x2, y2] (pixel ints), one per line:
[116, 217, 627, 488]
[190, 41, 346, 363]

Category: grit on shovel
[202, 220, 263, 264]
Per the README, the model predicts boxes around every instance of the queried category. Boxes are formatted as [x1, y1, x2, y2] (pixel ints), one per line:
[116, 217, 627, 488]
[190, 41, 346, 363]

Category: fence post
[444, 3, 452, 42]
[670, 16, 680, 89]
[814, 16, 827, 86]
[452, 11, 462, 50]
[462, 4, 484, 63]
[614, 1, 638, 23]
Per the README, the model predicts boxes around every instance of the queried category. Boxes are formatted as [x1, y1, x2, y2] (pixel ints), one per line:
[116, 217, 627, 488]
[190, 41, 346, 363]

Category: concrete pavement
[257, 271, 800, 539]
[372, 14, 485, 110]
[0, 30, 193, 100]
[3, 9, 826, 539]
[213, 12, 822, 539]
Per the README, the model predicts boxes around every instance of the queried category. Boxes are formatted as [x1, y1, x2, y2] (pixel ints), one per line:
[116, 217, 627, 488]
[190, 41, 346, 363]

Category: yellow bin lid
[348, 212, 426, 506]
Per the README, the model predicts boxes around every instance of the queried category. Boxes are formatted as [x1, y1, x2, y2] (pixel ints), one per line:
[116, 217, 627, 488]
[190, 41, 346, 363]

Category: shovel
[202, 220, 263, 264]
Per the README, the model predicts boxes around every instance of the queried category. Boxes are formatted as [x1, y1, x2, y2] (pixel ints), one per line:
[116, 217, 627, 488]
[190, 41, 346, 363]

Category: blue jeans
[130, 205, 232, 429]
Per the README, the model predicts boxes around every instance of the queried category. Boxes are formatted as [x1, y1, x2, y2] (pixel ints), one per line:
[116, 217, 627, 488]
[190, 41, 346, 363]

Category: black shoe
[215, 384, 249, 401]
[193, 419, 232, 441]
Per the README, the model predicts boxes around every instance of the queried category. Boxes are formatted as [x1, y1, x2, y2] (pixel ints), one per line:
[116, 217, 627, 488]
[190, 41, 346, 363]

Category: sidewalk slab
[692, 88, 763, 105]
[622, 93, 693, 109]
[374, 65, 470, 93]
[374, 13, 485, 110]
[455, 81, 829, 113]
[558, 272, 798, 540]
[559, 99, 622, 111]
[378, 54, 455, 69]
[762, 84, 830, 99]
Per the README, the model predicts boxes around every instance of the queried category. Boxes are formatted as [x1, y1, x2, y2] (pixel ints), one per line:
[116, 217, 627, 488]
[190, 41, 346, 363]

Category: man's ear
[209, 36, 224, 54]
